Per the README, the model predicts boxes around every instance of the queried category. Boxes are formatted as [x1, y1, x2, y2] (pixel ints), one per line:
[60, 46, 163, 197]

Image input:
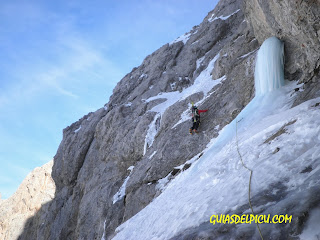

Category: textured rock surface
[244, 0, 320, 83]
[16, 0, 320, 239]
[243, 0, 320, 107]
[0, 161, 55, 240]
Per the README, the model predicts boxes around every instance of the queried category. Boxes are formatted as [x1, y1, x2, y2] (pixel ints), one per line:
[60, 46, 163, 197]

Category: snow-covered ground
[300, 208, 320, 239]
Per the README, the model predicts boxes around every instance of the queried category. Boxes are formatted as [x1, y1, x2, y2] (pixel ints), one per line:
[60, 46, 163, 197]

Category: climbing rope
[236, 119, 264, 240]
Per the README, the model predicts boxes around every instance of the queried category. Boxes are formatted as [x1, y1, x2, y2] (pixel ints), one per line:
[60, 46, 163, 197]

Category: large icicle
[254, 37, 284, 95]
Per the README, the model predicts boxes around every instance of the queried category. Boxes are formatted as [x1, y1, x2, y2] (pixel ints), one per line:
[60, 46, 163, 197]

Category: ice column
[254, 36, 284, 95]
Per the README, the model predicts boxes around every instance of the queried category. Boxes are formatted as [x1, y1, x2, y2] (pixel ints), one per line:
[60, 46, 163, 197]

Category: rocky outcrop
[17, 0, 320, 239]
[0, 161, 55, 240]
[243, 0, 320, 106]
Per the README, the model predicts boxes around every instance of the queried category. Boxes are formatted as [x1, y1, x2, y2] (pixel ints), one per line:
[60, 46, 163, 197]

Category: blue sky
[0, 0, 218, 199]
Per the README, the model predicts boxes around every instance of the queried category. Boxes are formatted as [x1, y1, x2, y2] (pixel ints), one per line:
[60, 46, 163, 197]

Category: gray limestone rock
[0, 161, 55, 240]
[244, 0, 320, 84]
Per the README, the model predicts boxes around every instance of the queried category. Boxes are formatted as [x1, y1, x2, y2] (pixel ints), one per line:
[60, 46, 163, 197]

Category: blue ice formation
[254, 37, 284, 95]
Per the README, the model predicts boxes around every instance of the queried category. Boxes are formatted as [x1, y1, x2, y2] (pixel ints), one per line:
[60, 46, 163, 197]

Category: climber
[189, 105, 208, 134]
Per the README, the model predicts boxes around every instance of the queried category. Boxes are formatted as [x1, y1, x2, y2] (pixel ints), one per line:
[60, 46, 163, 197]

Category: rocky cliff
[0, 161, 55, 240]
[16, 0, 320, 239]
[244, 0, 320, 106]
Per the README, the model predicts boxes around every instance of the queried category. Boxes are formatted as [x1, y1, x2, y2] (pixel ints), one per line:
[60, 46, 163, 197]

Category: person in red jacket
[189, 105, 208, 134]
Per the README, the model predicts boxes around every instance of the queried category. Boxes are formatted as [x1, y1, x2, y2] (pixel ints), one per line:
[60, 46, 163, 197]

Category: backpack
[192, 107, 200, 122]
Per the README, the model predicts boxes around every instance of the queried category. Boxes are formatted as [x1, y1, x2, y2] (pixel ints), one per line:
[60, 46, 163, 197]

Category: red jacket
[197, 109, 208, 114]
[192, 109, 208, 121]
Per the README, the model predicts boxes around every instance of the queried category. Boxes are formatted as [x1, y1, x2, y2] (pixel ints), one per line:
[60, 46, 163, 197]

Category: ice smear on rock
[112, 166, 134, 204]
[143, 113, 160, 155]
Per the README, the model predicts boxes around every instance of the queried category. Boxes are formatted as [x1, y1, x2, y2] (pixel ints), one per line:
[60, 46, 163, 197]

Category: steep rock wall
[244, 0, 320, 106]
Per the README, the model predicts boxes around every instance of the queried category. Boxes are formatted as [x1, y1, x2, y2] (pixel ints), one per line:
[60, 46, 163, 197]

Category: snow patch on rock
[208, 9, 240, 22]
[112, 166, 135, 204]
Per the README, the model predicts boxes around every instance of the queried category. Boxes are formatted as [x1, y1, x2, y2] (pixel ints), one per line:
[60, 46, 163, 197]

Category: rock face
[17, 0, 320, 239]
[244, 0, 320, 83]
[243, 0, 320, 107]
[0, 161, 55, 240]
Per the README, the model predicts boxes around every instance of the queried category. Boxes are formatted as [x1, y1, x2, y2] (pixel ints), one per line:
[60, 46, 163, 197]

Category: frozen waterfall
[254, 36, 284, 95]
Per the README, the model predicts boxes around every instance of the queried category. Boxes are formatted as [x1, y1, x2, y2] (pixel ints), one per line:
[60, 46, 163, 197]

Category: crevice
[69, 136, 96, 188]
[263, 120, 297, 144]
